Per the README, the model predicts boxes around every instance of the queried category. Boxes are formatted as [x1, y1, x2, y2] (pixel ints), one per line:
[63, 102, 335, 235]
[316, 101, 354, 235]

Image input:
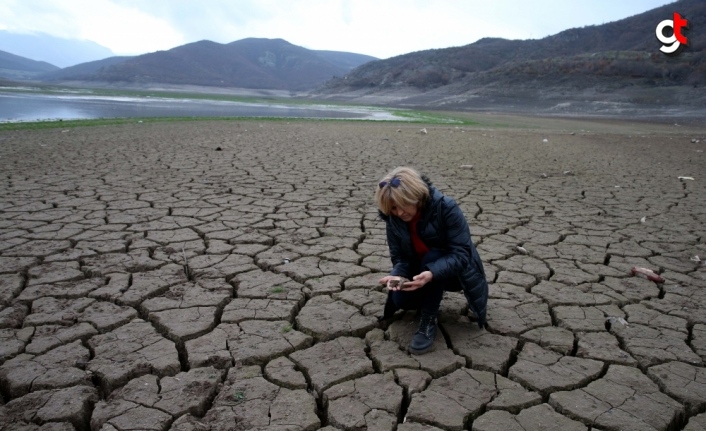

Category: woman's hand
[402, 271, 433, 291]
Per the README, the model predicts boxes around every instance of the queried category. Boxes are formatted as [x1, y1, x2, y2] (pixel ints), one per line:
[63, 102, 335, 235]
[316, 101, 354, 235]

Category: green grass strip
[0, 111, 483, 131]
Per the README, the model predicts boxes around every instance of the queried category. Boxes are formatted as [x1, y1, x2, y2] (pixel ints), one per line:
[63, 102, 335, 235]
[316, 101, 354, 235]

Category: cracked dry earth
[0, 117, 705, 431]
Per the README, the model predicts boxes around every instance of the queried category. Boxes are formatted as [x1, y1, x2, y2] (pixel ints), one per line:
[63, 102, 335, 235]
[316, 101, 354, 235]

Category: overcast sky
[0, 0, 677, 59]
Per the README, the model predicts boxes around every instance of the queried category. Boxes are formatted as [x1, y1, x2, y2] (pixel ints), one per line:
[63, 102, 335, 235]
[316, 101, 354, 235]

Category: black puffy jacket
[379, 177, 488, 325]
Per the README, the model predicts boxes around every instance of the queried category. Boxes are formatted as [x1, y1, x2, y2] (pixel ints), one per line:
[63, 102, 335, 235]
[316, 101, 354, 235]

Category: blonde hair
[375, 167, 430, 216]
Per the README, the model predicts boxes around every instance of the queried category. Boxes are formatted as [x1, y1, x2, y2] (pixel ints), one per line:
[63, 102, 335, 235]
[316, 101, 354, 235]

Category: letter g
[656, 19, 680, 54]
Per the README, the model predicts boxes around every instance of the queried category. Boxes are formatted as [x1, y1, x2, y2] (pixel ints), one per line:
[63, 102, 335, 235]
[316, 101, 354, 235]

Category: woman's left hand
[402, 271, 433, 291]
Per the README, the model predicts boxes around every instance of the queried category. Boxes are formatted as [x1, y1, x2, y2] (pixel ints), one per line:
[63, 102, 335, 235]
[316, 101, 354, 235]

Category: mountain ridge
[39, 56, 135, 81]
[322, 0, 704, 90]
[0, 49, 59, 80]
[40, 38, 377, 91]
[313, 0, 704, 111]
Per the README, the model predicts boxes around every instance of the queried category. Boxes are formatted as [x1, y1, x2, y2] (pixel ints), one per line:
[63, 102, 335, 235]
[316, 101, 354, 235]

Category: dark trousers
[385, 249, 462, 318]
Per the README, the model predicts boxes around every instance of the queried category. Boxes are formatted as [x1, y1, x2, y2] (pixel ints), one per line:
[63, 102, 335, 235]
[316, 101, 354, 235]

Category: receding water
[0, 91, 404, 122]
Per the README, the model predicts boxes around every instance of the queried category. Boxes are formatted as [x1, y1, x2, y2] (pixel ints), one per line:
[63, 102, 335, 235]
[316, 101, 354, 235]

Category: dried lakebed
[1, 118, 705, 431]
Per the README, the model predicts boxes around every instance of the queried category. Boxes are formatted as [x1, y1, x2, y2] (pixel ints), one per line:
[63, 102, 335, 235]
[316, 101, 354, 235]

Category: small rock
[606, 316, 629, 327]
[460, 164, 473, 169]
[387, 277, 411, 289]
[640, 216, 646, 223]
[563, 171, 574, 176]
[419, 128, 427, 134]
[678, 176, 695, 181]
[542, 139, 548, 143]
[541, 173, 548, 178]
[215, 147, 222, 151]
[516, 246, 528, 255]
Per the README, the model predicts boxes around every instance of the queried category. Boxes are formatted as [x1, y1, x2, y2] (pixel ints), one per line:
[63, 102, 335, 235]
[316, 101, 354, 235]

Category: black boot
[408, 313, 437, 354]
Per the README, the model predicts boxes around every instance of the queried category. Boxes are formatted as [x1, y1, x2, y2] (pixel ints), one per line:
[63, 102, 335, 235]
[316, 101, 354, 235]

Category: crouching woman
[376, 167, 488, 354]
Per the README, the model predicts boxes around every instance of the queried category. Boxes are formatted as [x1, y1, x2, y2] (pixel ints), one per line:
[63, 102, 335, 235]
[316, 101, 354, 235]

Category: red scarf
[408, 211, 429, 259]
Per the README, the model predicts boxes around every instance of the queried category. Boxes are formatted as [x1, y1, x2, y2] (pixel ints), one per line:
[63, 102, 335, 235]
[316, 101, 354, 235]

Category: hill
[43, 38, 377, 91]
[40, 56, 135, 81]
[316, 0, 706, 113]
[0, 49, 59, 80]
[0, 31, 115, 68]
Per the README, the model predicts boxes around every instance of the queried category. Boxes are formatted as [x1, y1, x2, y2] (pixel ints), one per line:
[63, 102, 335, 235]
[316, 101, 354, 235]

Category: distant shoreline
[3, 80, 704, 128]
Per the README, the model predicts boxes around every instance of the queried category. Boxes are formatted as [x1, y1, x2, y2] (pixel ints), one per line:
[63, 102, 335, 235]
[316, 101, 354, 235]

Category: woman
[376, 166, 488, 354]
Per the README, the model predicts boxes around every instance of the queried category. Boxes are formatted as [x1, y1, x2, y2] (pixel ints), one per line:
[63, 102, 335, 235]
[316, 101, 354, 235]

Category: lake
[0, 90, 406, 122]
